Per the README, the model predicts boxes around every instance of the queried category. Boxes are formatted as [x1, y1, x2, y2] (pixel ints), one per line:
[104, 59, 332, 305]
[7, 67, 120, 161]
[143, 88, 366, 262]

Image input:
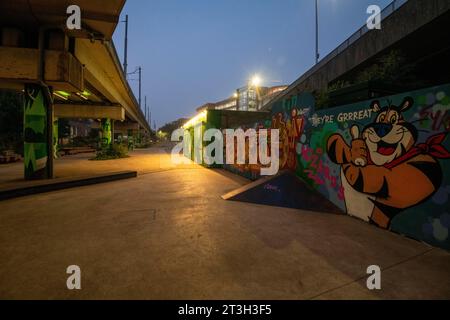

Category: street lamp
[249, 75, 263, 111]
[315, 0, 320, 64]
[250, 75, 262, 87]
[122, 14, 129, 76]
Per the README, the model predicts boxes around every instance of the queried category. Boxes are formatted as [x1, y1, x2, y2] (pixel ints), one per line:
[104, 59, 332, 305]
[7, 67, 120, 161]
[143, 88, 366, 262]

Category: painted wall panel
[275, 85, 450, 250]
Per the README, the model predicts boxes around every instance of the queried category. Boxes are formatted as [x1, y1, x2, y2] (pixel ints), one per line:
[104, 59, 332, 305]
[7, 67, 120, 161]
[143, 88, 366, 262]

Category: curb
[0, 171, 137, 201]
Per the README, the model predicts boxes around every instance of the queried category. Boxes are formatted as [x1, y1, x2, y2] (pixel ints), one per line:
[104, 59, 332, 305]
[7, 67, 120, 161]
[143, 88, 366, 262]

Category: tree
[315, 49, 422, 110]
[0, 90, 23, 154]
[159, 118, 188, 135]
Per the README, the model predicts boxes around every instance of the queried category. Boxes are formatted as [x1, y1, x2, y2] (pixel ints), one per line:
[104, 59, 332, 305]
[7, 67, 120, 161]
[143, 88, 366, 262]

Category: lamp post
[122, 14, 128, 76]
[315, 0, 320, 64]
[127, 66, 142, 111]
[138, 66, 142, 109]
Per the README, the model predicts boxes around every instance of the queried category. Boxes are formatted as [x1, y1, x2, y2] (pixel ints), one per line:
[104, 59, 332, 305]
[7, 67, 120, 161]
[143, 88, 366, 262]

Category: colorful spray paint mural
[222, 93, 314, 180]
[222, 120, 272, 180]
[288, 84, 450, 250]
[271, 93, 314, 172]
[23, 84, 49, 180]
[219, 85, 449, 249]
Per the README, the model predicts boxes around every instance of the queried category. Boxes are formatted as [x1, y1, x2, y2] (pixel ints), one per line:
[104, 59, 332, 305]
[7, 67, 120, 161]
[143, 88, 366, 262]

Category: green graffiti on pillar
[53, 118, 59, 159]
[24, 84, 48, 180]
[128, 129, 134, 150]
[101, 119, 112, 148]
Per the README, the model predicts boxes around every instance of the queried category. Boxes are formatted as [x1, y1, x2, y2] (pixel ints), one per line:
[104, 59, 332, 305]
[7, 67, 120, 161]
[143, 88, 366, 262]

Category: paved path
[0, 145, 193, 190]
[0, 147, 449, 299]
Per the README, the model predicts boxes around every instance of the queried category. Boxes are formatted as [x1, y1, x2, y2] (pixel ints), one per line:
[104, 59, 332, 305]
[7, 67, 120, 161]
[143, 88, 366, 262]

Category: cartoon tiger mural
[326, 97, 450, 228]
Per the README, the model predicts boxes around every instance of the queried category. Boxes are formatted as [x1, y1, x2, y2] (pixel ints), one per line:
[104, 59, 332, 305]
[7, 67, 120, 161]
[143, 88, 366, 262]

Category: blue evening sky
[112, 0, 392, 128]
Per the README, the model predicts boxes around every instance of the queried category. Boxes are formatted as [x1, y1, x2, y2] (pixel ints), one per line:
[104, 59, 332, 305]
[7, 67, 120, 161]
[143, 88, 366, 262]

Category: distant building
[236, 85, 259, 111]
[214, 97, 238, 111]
[195, 85, 287, 113]
[196, 102, 220, 113]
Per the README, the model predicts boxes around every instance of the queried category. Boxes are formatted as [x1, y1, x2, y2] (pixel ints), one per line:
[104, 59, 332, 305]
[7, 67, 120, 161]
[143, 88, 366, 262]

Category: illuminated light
[183, 111, 207, 129]
[53, 91, 69, 100]
[76, 92, 89, 100]
[250, 75, 262, 87]
[233, 93, 238, 98]
[55, 90, 71, 98]
[82, 90, 91, 97]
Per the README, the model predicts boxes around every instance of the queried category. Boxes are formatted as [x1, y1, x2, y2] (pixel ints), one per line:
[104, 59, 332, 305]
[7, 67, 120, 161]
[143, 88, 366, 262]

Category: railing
[263, 0, 409, 109]
[305, 0, 408, 82]
[339, 0, 408, 54]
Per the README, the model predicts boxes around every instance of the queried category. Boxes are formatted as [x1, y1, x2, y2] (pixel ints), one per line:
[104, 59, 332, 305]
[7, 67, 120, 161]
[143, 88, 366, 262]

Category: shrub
[91, 143, 129, 161]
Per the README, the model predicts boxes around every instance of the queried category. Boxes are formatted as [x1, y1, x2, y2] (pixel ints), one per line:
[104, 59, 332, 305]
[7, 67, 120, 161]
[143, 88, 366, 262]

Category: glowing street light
[250, 75, 262, 87]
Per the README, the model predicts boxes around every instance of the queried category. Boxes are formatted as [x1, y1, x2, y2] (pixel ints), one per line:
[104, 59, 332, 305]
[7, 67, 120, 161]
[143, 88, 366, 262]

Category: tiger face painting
[326, 97, 450, 228]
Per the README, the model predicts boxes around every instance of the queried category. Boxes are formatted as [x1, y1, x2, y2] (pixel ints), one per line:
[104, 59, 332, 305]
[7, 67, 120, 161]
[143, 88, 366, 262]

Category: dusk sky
[112, 0, 392, 128]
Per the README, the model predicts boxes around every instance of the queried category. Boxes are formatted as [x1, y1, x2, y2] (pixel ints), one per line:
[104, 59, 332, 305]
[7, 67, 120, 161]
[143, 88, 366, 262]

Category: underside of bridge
[0, 0, 150, 180]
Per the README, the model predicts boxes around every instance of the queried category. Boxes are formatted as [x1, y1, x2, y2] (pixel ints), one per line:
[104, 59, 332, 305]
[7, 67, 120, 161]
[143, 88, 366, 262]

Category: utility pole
[144, 95, 147, 119]
[138, 66, 142, 109]
[315, 0, 319, 64]
[123, 14, 128, 76]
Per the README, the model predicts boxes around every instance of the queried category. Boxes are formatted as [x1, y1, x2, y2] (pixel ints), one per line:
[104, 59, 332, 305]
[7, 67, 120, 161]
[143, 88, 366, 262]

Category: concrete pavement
[0, 147, 193, 190]
[0, 147, 449, 299]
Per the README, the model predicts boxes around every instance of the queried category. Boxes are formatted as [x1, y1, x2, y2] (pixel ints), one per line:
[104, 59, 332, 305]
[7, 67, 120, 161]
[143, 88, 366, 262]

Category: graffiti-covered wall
[273, 84, 450, 250]
[222, 120, 272, 180]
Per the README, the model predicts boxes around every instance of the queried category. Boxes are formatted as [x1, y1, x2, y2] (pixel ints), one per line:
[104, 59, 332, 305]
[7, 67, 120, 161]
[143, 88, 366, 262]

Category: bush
[315, 80, 349, 110]
[65, 136, 99, 149]
[0, 90, 23, 155]
[91, 143, 129, 161]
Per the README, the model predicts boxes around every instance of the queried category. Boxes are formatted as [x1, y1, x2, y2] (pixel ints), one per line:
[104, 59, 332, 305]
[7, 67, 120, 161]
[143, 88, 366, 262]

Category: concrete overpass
[0, 0, 150, 179]
[264, 0, 450, 108]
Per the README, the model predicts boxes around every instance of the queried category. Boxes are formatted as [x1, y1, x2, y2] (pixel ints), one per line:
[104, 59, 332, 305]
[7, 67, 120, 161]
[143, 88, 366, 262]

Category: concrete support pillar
[23, 84, 52, 180]
[111, 120, 115, 145]
[101, 118, 112, 149]
[127, 129, 134, 151]
[137, 127, 142, 145]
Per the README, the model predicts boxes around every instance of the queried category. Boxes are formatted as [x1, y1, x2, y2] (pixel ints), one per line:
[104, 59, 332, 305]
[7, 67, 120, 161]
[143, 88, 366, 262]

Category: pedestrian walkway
[0, 144, 198, 191]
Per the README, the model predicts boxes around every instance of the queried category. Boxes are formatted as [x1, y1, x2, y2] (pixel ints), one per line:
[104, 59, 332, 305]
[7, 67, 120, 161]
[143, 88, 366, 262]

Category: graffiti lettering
[336, 109, 373, 123]
[310, 109, 373, 127]
[301, 145, 345, 200]
[264, 183, 281, 192]
[419, 105, 450, 132]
